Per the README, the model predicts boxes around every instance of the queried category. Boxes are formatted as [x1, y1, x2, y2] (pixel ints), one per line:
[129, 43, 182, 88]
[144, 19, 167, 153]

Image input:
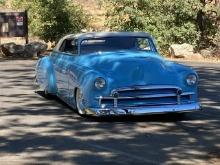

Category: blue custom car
[35, 32, 201, 116]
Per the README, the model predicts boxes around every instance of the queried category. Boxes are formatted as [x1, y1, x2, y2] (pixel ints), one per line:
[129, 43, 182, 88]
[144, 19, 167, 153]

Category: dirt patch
[167, 56, 220, 63]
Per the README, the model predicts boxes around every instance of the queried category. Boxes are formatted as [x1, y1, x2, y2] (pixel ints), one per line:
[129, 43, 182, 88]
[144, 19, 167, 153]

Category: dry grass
[0, 37, 26, 45]
[167, 57, 220, 63]
[74, 0, 107, 31]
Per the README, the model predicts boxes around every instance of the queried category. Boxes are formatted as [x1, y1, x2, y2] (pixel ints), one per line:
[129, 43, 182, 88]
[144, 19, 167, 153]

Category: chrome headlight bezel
[186, 74, 197, 86]
[94, 77, 106, 89]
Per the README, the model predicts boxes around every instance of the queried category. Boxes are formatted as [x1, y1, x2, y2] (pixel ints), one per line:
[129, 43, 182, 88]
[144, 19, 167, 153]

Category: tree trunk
[215, 0, 220, 6]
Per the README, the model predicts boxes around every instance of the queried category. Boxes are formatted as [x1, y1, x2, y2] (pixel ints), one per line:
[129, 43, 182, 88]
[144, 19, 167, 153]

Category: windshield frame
[78, 36, 158, 55]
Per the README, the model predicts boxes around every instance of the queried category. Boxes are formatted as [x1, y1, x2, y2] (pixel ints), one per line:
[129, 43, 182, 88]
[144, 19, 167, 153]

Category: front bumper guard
[85, 102, 201, 116]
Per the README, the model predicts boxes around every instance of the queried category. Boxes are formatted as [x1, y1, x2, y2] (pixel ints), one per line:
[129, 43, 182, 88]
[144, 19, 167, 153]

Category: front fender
[69, 66, 109, 108]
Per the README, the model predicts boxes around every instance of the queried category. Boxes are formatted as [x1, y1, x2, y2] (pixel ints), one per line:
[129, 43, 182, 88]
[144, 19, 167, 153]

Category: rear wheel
[75, 88, 86, 115]
[34, 75, 51, 98]
[43, 72, 55, 98]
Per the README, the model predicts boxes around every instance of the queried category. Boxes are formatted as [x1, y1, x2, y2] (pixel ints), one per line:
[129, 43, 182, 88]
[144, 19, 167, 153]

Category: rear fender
[36, 56, 57, 94]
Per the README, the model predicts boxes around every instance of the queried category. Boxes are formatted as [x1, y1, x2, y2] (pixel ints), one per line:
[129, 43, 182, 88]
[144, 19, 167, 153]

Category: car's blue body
[35, 32, 200, 116]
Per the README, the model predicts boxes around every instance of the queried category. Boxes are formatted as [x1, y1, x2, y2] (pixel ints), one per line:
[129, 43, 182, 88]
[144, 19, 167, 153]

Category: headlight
[94, 77, 106, 89]
[186, 74, 197, 86]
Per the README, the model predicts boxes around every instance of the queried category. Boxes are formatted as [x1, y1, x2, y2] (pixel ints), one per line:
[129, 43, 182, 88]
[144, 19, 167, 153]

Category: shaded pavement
[0, 60, 220, 164]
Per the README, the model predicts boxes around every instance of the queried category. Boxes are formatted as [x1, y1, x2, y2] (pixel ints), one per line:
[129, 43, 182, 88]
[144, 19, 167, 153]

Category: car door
[54, 38, 78, 103]
[63, 39, 78, 105]
[50, 39, 69, 101]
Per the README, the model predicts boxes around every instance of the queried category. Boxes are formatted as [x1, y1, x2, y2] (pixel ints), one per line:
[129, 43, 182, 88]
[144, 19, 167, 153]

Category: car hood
[75, 50, 164, 71]
[74, 50, 192, 88]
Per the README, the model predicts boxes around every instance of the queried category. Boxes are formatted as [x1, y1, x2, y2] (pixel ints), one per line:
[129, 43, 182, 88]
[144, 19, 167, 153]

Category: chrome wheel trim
[44, 88, 49, 96]
[44, 85, 50, 96]
[76, 89, 85, 115]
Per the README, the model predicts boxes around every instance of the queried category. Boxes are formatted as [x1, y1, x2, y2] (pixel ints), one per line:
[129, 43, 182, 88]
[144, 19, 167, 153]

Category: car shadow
[35, 90, 198, 123]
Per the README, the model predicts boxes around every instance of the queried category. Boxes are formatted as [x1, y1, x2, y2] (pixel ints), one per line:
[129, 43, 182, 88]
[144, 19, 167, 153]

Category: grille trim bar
[110, 85, 181, 96]
[96, 92, 194, 100]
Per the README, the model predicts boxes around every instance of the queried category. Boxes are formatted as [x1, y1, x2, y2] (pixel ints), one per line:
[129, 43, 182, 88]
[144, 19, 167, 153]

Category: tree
[12, 0, 88, 42]
[105, 0, 219, 53]
[0, 0, 5, 6]
[197, 0, 220, 49]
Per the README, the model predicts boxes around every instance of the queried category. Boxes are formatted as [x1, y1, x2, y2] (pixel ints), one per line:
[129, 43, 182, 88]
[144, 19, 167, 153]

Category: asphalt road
[0, 60, 220, 165]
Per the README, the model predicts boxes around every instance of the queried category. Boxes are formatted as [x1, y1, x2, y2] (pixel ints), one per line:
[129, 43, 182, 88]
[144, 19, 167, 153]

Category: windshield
[80, 37, 156, 54]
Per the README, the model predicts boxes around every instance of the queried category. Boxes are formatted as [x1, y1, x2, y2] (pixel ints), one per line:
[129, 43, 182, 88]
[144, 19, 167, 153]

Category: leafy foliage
[197, 1, 220, 49]
[105, 0, 219, 53]
[0, 0, 5, 6]
[12, 0, 88, 42]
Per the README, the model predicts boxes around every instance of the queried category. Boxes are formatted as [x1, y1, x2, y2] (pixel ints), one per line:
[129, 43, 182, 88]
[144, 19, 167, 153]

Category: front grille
[99, 85, 194, 108]
[114, 88, 178, 97]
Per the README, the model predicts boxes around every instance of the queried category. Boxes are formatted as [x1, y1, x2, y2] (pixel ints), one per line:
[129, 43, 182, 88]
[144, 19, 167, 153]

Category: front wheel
[75, 88, 86, 115]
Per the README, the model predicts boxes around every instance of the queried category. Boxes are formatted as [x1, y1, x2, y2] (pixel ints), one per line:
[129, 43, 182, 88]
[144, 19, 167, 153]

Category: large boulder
[185, 53, 204, 60]
[24, 41, 48, 58]
[1, 42, 25, 57]
[0, 49, 4, 58]
[169, 43, 194, 58]
[1, 42, 16, 56]
[0, 45, 4, 58]
[0, 41, 47, 58]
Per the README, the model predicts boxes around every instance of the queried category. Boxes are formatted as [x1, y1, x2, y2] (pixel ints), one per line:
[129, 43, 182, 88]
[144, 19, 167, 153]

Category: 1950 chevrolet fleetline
[35, 32, 201, 116]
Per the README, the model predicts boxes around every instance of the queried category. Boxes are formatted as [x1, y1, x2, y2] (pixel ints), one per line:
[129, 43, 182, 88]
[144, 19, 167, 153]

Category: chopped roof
[64, 32, 152, 40]
[54, 32, 156, 52]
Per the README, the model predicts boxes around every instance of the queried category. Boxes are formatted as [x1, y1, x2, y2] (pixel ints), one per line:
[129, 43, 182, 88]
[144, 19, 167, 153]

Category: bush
[0, 0, 5, 5]
[197, 1, 220, 49]
[105, 0, 219, 54]
[12, 0, 89, 43]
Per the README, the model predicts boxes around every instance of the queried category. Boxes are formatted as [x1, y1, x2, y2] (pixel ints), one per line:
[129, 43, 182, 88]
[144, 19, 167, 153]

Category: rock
[212, 48, 220, 58]
[0, 45, 4, 58]
[185, 53, 204, 60]
[24, 42, 48, 58]
[47, 41, 55, 50]
[1, 42, 16, 56]
[0, 51, 4, 58]
[0, 41, 47, 58]
[12, 44, 25, 55]
[169, 43, 194, 58]
[1, 42, 25, 57]
[200, 49, 213, 58]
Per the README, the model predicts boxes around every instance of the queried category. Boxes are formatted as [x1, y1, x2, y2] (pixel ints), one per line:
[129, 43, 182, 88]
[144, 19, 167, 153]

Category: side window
[59, 40, 66, 52]
[136, 38, 151, 51]
[59, 39, 78, 55]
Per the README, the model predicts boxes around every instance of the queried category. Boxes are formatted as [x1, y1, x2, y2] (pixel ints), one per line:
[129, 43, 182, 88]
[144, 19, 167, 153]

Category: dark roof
[65, 32, 152, 40]
[54, 32, 155, 52]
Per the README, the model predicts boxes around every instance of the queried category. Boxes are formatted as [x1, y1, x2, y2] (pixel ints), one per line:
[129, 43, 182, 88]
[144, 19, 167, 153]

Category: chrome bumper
[85, 102, 201, 116]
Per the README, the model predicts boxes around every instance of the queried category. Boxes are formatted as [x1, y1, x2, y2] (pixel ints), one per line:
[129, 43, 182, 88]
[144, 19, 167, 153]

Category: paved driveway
[0, 60, 219, 164]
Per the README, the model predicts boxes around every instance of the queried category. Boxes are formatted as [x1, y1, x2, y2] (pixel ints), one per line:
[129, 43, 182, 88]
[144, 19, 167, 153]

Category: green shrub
[12, 0, 89, 43]
[0, 0, 5, 5]
[105, 0, 219, 54]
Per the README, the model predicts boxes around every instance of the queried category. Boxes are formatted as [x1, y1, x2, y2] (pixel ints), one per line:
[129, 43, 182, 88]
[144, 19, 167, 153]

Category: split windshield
[80, 37, 155, 54]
